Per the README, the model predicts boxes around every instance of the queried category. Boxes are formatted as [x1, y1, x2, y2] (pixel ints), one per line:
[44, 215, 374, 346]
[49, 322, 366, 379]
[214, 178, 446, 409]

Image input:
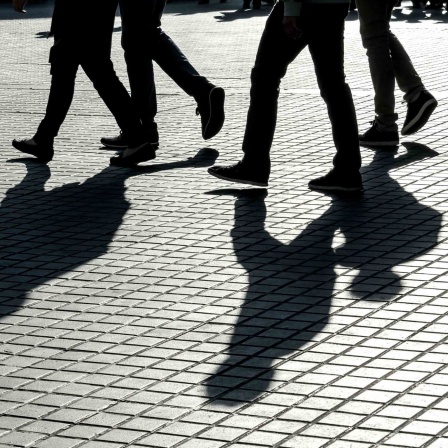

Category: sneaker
[12, 138, 54, 163]
[359, 121, 399, 147]
[208, 161, 268, 187]
[110, 141, 156, 167]
[196, 86, 225, 140]
[101, 129, 159, 150]
[401, 90, 438, 136]
[309, 169, 363, 193]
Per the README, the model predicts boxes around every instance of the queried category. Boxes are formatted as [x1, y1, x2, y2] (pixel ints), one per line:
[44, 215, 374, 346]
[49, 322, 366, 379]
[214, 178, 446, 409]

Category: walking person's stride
[12, 0, 156, 166]
[356, 0, 438, 147]
[208, 0, 362, 192]
[102, 0, 226, 166]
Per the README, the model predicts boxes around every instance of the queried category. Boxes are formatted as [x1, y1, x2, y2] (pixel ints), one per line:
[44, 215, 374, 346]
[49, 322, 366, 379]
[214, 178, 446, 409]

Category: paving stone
[1, 1, 448, 448]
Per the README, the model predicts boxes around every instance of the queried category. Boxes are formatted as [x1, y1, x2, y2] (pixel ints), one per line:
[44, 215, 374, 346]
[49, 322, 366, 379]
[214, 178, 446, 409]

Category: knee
[250, 65, 282, 91]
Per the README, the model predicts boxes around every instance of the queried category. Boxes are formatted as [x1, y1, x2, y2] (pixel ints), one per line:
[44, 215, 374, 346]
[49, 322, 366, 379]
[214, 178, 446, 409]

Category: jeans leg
[123, 47, 158, 131]
[356, 0, 398, 131]
[306, 4, 361, 173]
[34, 56, 79, 144]
[82, 58, 145, 146]
[152, 30, 213, 100]
[242, 2, 305, 171]
[119, 0, 159, 130]
[389, 31, 424, 103]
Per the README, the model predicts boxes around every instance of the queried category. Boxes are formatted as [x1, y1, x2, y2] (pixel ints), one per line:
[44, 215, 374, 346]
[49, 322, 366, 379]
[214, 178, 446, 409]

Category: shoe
[401, 90, 438, 136]
[196, 86, 225, 140]
[253, 0, 261, 8]
[359, 121, 399, 147]
[243, 0, 250, 7]
[12, 138, 54, 163]
[309, 169, 363, 193]
[110, 141, 156, 167]
[208, 161, 268, 187]
[101, 129, 159, 150]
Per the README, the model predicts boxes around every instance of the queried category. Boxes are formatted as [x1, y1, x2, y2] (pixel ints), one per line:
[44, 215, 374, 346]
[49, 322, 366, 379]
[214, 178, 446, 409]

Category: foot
[101, 129, 159, 150]
[12, 138, 54, 163]
[401, 90, 438, 136]
[208, 161, 268, 187]
[196, 86, 225, 140]
[253, 0, 261, 8]
[110, 141, 156, 167]
[243, 0, 250, 7]
[309, 169, 363, 193]
[359, 121, 399, 147]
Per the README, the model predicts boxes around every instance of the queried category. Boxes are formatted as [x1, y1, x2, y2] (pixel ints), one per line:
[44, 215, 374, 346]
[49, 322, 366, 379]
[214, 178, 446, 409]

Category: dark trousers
[119, 0, 212, 131]
[35, 2, 145, 147]
[242, 2, 361, 175]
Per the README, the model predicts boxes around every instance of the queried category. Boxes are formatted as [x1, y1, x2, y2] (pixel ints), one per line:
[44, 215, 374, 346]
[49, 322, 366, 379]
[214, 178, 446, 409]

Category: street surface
[1, 1, 448, 446]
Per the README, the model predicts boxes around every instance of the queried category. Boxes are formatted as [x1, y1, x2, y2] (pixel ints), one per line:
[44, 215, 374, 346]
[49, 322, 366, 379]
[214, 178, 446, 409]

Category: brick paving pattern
[1, 0, 448, 447]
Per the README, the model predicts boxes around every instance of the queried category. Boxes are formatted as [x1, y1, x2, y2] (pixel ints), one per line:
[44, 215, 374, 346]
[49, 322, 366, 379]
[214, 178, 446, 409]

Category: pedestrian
[356, 0, 438, 147]
[208, 0, 363, 192]
[12, 0, 155, 166]
[101, 0, 226, 166]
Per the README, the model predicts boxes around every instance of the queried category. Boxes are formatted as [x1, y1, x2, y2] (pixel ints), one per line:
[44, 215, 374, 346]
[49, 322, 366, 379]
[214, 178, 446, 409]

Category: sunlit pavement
[1, 1, 448, 447]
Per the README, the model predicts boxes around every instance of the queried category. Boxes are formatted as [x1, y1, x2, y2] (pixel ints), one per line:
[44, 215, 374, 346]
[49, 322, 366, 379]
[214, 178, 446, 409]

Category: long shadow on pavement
[205, 143, 442, 404]
[0, 148, 218, 322]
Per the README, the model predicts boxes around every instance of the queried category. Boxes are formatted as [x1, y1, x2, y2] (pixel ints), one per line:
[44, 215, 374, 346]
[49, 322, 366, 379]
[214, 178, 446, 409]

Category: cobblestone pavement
[1, 1, 448, 447]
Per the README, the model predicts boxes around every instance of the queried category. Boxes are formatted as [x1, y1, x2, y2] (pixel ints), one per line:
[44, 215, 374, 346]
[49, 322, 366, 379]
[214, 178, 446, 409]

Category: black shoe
[196, 86, 225, 140]
[243, 0, 250, 7]
[110, 141, 156, 167]
[101, 129, 159, 150]
[12, 138, 54, 163]
[359, 121, 399, 147]
[309, 169, 363, 193]
[208, 161, 268, 187]
[401, 90, 437, 136]
[253, 0, 261, 8]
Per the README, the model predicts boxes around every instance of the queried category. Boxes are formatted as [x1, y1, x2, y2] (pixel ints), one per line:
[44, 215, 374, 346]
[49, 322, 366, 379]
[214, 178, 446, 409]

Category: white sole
[401, 99, 437, 136]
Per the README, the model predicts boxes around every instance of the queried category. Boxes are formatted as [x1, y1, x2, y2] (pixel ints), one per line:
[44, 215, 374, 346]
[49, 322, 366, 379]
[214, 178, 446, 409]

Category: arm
[13, 0, 28, 13]
[282, 0, 304, 39]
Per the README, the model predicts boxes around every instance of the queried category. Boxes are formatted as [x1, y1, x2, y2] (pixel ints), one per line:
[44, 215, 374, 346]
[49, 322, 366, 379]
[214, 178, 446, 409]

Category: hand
[282, 16, 302, 39]
[13, 0, 28, 13]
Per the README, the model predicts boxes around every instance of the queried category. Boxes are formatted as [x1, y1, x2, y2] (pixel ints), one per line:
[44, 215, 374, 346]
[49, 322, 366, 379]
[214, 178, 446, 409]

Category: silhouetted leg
[119, 0, 160, 131]
[389, 31, 424, 103]
[307, 4, 361, 173]
[356, 0, 398, 131]
[34, 45, 79, 145]
[242, 2, 306, 173]
[81, 58, 146, 146]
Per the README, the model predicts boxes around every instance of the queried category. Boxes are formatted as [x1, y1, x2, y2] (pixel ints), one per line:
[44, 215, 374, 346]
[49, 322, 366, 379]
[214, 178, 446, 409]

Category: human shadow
[0, 148, 218, 323]
[204, 143, 441, 404]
